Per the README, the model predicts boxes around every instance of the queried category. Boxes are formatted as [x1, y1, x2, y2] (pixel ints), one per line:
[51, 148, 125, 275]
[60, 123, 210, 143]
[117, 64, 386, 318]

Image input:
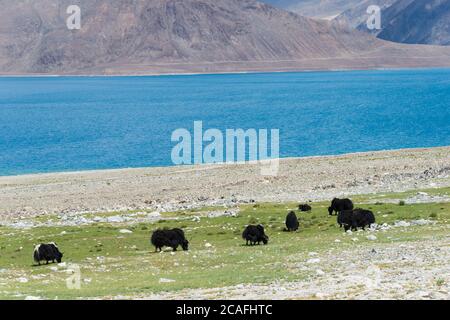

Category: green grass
[0, 189, 449, 299]
[351, 186, 450, 203]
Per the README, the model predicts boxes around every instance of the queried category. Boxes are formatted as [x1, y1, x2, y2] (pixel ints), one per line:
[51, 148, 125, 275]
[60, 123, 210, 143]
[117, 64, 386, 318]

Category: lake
[0, 68, 449, 176]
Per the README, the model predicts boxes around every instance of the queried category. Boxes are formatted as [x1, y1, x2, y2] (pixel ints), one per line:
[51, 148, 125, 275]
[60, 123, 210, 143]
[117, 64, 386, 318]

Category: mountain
[335, 0, 396, 29]
[1, 0, 450, 75]
[335, 0, 450, 46]
[263, 0, 364, 19]
[377, 0, 450, 45]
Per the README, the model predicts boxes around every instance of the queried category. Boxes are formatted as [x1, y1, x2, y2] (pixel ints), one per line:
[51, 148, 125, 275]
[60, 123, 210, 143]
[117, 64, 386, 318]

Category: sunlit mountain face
[261, 0, 366, 19]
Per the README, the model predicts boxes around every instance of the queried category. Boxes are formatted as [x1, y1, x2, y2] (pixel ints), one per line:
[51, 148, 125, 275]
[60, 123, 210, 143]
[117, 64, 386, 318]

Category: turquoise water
[0, 69, 449, 176]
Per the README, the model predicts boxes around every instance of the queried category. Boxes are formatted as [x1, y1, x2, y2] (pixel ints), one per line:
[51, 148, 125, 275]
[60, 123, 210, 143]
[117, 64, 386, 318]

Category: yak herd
[33, 197, 376, 264]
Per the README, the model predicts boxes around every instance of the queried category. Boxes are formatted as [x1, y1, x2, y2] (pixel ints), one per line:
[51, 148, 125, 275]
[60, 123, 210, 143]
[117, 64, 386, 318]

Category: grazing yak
[328, 198, 354, 216]
[151, 228, 189, 252]
[285, 211, 299, 231]
[337, 210, 353, 229]
[298, 204, 312, 212]
[352, 208, 376, 230]
[338, 208, 375, 231]
[242, 225, 269, 246]
[33, 243, 63, 265]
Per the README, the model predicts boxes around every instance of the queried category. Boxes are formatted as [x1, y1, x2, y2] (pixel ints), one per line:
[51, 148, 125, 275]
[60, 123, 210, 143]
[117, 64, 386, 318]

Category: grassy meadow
[0, 188, 449, 299]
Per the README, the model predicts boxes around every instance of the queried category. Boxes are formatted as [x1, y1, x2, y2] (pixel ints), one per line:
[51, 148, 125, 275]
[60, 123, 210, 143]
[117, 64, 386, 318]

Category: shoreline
[0, 66, 449, 78]
[0, 145, 448, 179]
[1, 146, 449, 220]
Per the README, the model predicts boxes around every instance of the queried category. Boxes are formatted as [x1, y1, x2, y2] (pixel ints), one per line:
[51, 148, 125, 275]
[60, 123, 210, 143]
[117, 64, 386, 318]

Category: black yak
[242, 225, 268, 246]
[338, 208, 376, 231]
[298, 204, 312, 212]
[352, 208, 376, 230]
[337, 210, 354, 231]
[151, 228, 189, 252]
[328, 198, 354, 216]
[33, 243, 63, 265]
[285, 211, 299, 231]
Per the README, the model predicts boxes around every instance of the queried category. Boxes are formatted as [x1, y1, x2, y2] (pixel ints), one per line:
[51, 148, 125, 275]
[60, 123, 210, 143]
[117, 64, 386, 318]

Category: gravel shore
[136, 234, 450, 300]
[1, 147, 449, 221]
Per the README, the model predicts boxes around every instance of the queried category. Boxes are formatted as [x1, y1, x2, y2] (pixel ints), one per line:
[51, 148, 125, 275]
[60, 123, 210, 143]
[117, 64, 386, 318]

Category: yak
[352, 208, 376, 230]
[242, 225, 269, 246]
[338, 208, 376, 231]
[298, 204, 312, 212]
[285, 211, 299, 231]
[337, 210, 354, 230]
[328, 198, 354, 216]
[151, 228, 189, 252]
[33, 243, 63, 265]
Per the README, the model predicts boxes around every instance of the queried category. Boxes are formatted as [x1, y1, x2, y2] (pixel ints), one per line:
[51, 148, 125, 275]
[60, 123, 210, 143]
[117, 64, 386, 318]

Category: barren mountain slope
[264, 0, 364, 19]
[0, 0, 449, 75]
[377, 0, 450, 45]
[335, 0, 397, 29]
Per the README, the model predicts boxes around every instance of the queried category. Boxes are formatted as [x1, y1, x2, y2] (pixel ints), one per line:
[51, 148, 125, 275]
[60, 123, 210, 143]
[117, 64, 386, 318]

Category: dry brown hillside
[0, 0, 449, 75]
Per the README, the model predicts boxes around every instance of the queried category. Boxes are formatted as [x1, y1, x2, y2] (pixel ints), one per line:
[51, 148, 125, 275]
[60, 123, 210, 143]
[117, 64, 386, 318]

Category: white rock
[119, 229, 133, 234]
[308, 252, 318, 256]
[368, 223, 379, 230]
[367, 235, 377, 241]
[316, 269, 325, 276]
[346, 230, 353, 235]
[77, 217, 90, 224]
[307, 258, 321, 264]
[205, 243, 213, 248]
[17, 277, 28, 283]
[50, 266, 58, 272]
[57, 262, 67, 268]
[411, 219, 432, 226]
[60, 231, 67, 235]
[334, 239, 341, 243]
[351, 238, 359, 242]
[107, 216, 125, 223]
[159, 278, 175, 283]
[380, 223, 391, 230]
[416, 291, 430, 297]
[395, 221, 411, 227]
